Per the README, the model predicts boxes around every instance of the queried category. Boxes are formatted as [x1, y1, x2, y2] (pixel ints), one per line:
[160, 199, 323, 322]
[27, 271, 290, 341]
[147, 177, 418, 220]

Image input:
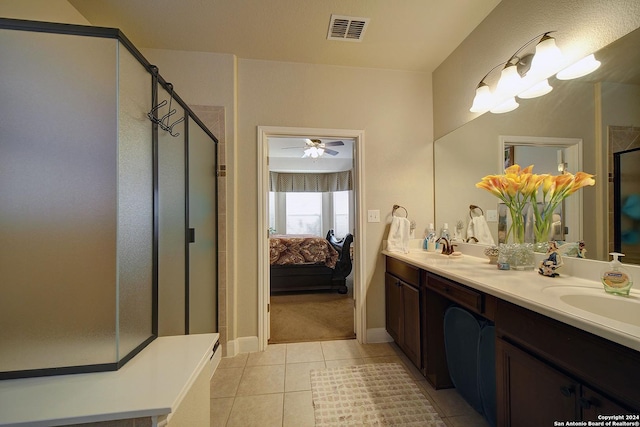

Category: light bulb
[556, 54, 601, 80]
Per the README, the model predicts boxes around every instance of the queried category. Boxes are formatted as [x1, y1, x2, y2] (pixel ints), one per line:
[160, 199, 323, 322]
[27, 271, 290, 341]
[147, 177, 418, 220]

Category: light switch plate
[486, 209, 498, 222]
[367, 209, 380, 223]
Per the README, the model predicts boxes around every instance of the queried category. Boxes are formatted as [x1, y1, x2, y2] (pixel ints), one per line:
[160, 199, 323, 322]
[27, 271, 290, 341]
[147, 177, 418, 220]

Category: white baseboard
[223, 335, 262, 357]
[366, 328, 393, 343]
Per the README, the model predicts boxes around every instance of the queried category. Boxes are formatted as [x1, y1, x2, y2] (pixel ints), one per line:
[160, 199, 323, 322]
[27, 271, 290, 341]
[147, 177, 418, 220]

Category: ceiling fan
[284, 139, 344, 158]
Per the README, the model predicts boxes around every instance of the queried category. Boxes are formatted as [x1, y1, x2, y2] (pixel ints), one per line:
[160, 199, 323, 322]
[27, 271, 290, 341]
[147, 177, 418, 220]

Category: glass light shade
[556, 54, 601, 80]
[518, 79, 553, 99]
[469, 83, 493, 113]
[495, 64, 522, 96]
[490, 97, 519, 114]
[529, 35, 563, 76]
[303, 147, 321, 158]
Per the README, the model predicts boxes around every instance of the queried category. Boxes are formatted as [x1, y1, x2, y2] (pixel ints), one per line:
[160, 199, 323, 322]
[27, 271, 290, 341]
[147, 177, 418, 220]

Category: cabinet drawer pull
[579, 397, 593, 409]
[560, 386, 574, 397]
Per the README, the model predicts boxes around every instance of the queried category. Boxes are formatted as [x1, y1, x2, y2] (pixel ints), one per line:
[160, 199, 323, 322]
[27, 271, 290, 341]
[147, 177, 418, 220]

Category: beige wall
[0, 0, 89, 24]
[433, 0, 640, 140]
[237, 59, 433, 338]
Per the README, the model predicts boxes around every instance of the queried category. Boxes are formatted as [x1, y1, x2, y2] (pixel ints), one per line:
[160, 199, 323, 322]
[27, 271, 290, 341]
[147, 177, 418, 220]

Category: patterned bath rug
[310, 362, 446, 426]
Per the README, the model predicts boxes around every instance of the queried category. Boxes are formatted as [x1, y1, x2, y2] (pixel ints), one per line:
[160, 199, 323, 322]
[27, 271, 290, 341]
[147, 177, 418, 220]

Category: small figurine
[577, 240, 587, 258]
[538, 241, 564, 277]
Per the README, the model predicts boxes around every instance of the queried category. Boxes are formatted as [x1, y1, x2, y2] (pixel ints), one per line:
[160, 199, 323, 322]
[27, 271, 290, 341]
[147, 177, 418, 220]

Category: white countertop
[383, 245, 640, 353]
[0, 333, 219, 427]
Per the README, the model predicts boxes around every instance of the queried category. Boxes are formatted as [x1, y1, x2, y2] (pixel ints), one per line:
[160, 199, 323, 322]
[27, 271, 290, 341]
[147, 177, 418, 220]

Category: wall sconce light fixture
[470, 31, 601, 114]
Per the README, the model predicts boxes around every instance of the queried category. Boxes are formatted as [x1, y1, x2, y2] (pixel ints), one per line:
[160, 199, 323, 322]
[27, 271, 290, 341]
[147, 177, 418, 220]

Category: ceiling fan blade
[324, 148, 339, 156]
[324, 140, 344, 147]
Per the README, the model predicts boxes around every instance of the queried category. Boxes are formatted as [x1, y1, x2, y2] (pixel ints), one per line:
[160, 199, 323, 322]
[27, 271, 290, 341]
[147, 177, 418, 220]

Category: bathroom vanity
[383, 247, 640, 425]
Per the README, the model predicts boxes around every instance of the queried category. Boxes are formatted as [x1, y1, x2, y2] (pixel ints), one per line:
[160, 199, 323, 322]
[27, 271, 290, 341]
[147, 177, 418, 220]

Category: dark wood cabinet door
[581, 386, 631, 421]
[497, 338, 578, 427]
[401, 282, 421, 368]
[385, 273, 402, 343]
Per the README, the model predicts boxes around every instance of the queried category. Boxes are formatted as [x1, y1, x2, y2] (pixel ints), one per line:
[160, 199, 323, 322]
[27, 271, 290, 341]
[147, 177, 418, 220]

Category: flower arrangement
[476, 164, 595, 244]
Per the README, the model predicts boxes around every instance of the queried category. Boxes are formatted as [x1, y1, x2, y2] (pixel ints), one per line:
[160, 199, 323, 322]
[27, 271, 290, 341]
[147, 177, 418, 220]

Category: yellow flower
[476, 164, 595, 244]
[569, 171, 596, 194]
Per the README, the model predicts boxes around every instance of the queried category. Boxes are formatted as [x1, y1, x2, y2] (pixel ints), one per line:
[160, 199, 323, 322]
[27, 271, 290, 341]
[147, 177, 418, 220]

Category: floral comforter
[269, 234, 338, 268]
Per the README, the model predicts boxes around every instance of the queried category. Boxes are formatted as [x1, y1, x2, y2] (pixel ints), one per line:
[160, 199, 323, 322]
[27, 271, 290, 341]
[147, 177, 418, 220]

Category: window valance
[269, 170, 353, 192]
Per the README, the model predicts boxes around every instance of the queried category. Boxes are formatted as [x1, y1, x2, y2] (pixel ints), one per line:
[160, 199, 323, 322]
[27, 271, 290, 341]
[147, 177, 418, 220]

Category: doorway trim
[257, 126, 366, 351]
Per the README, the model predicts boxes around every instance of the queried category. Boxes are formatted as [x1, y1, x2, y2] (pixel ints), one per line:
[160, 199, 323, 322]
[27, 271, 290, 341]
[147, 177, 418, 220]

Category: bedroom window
[285, 192, 322, 235]
[333, 191, 350, 238]
[271, 190, 352, 237]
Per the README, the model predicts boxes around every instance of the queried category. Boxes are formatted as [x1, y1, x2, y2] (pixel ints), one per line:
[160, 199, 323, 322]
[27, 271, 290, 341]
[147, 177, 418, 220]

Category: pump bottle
[601, 252, 633, 295]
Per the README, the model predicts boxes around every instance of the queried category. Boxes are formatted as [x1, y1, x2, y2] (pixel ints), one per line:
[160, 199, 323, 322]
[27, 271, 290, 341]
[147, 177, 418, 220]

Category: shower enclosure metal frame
[0, 18, 218, 380]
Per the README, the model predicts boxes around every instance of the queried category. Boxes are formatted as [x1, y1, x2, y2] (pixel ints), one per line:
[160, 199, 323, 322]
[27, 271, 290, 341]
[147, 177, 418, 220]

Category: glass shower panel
[615, 147, 640, 265]
[0, 30, 118, 372]
[188, 120, 218, 333]
[157, 87, 187, 336]
[116, 42, 154, 360]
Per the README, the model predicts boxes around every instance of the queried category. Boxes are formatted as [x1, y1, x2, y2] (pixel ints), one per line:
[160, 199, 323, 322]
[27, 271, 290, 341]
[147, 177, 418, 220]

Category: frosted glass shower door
[188, 120, 218, 333]
[0, 27, 154, 376]
[158, 87, 187, 336]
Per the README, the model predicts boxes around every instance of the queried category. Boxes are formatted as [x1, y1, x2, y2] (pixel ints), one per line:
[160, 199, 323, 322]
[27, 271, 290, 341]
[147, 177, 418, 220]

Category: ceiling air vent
[327, 15, 370, 42]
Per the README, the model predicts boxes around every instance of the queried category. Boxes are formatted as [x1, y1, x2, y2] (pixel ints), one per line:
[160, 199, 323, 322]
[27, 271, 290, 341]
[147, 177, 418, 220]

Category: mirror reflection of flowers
[476, 164, 595, 244]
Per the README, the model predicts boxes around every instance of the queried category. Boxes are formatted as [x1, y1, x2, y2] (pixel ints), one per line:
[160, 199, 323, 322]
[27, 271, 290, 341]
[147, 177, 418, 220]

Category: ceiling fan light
[556, 54, 601, 80]
[518, 79, 553, 99]
[470, 83, 493, 113]
[490, 97, 519, 114]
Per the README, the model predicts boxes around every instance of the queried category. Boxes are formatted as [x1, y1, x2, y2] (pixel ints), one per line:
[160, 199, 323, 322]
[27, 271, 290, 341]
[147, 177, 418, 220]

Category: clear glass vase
[498, 242, 535, 271]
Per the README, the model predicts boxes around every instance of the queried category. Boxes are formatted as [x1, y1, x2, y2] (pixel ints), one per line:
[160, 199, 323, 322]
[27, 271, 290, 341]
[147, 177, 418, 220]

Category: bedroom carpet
[310, 363, 446, 426]
[269, 291, 355, 343]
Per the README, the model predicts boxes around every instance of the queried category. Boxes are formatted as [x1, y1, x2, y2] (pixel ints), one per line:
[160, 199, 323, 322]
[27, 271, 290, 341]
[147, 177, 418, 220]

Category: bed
[269, 230, 353, 294]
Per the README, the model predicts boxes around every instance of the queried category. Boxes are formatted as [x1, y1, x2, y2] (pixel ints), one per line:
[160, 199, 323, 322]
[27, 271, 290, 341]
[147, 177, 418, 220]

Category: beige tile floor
[210, 339, 491, 427]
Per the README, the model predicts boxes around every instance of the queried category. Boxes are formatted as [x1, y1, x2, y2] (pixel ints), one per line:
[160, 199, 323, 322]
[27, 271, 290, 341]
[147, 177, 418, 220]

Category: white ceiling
[68, 0, 501, 73]
[268, 137, 354, 173]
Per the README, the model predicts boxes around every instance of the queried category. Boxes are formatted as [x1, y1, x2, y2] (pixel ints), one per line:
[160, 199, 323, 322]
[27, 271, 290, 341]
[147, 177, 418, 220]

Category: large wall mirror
[434, 26, 640, 264]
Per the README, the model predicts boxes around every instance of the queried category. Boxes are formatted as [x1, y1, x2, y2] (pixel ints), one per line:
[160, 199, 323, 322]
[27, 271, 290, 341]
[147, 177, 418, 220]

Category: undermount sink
[543, 286, 640, 327]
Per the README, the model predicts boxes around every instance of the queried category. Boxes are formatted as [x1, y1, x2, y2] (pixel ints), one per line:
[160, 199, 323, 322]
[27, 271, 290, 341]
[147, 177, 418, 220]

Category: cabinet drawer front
[426, 273, 483, 313]
[385, 257, 420, 287]
[496, 300, 640, 411]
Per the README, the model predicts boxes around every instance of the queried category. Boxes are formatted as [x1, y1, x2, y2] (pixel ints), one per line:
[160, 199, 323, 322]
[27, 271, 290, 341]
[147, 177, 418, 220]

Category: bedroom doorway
[257, 127, 366, 351]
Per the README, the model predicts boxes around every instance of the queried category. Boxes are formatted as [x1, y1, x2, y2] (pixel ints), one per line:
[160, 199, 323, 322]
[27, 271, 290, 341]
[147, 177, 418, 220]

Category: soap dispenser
[601, 252, 633, 296]
[425, 223, 436, 252]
